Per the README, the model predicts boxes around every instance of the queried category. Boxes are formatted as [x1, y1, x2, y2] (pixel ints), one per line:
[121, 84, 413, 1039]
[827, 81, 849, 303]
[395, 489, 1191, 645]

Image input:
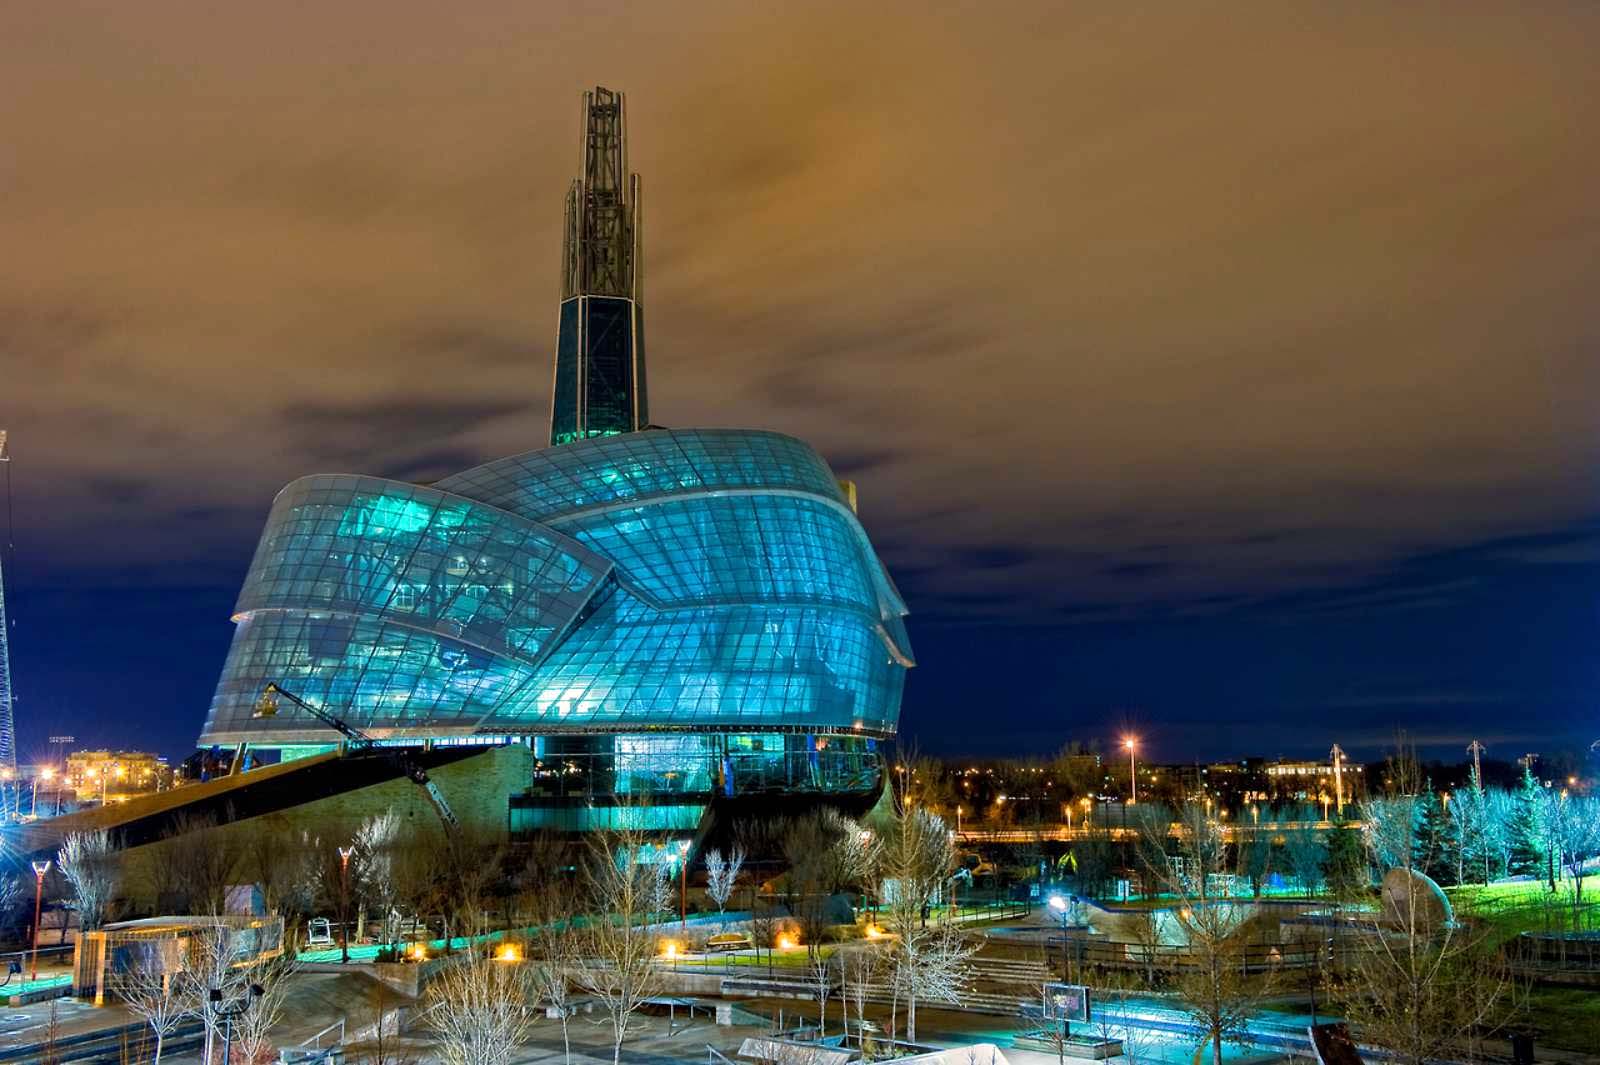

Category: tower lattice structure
[549, 86, 648, 446]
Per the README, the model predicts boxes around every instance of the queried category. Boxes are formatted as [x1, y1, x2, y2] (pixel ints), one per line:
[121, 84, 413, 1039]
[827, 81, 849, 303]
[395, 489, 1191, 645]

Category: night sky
[3, 3, 1597, 765]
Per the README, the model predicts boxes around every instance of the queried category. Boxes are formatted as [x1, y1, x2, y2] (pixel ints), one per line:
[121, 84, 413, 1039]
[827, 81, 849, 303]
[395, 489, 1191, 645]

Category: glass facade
[549, 295, 646, 446]
[200, 429, 912, 770]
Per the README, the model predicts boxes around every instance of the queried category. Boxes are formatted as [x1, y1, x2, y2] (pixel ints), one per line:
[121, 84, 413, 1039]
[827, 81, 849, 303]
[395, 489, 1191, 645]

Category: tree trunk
[1212, 1029, 1223, 1065]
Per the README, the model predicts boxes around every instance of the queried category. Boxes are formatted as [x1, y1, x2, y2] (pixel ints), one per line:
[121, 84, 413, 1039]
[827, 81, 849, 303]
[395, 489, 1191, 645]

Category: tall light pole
[29, 860, 50, 981]
[678, 839, 690, 932]
[1124, 737, 1138, 805]
[1047, 894, 1070, 981]
[1467, 740, 1486, 790]
[1330, 744, 1346, 817]
[337, 845, 354, 964]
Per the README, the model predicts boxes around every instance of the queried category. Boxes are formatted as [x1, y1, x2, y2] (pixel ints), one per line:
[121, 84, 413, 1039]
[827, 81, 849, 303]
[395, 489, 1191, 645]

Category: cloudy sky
[3, 1, 1598, 762]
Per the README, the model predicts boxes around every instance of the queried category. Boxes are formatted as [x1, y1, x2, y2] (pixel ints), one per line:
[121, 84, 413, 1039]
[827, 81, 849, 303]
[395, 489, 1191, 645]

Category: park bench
[706, 932, 753, 953]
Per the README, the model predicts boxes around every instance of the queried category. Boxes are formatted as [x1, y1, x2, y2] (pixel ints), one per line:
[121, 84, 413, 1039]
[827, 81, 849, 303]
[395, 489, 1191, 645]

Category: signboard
[1042, 983, 1091, 1025]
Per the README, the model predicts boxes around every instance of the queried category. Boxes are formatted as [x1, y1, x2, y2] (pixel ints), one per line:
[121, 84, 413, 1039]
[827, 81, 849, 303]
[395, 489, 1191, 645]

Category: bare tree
[1135, 801, 1271, 1065]
[878, 804, 970, 1041]
[1338, 747, 1515, 1064]
[575, 826, 663, 1065]
[521, 854, 580, 1065]
[165, 811, 243, 916]
[1338, 866, 1513, 1062]
[704, 845, 745, 925]
[57, 829, 119, 931]
[353, 809, 403, 951]
[808, 950, 838, 1035]
[227, 951, 297, 1065]
[841, 944, 882, 1045]
[895, 923, 974, 1041]
[113, 941, 187, 1063]
[424, 948, 538, 1065]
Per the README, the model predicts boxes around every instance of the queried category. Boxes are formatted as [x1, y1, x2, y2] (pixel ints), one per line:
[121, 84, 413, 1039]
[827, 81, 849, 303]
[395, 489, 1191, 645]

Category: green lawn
[1448, 880, 1600, 945]
[1522, 986, 1600, 1053]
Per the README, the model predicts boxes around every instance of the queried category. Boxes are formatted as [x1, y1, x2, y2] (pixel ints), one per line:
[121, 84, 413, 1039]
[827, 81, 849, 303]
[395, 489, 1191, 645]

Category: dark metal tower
[550, 87, 648, 446]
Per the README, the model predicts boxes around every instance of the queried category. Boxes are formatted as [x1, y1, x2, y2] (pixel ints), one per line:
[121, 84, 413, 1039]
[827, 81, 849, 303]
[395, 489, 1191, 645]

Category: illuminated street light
[337, 845, 355, 964]
[678, 839, 690, 932]
[1047, 894, 1070, 981]
[1123, 737, 1138, 805]
[29, 860, 50, 981]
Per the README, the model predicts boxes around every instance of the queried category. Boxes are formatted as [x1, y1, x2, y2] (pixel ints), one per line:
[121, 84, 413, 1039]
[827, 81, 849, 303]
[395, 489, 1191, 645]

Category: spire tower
[549, 86, 648, 446]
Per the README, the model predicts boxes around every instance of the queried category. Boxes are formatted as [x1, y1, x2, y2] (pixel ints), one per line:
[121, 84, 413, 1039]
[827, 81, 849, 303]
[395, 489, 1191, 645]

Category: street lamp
[210, 983, 263, 1065]
[1047, 894, 1070, 981]
[29, 860, 50, 981]
[31, 768, 52, 817]
[1123, 737, 1138, 805]
[678, 839, 690, 932]
[337, 846, 354, 964]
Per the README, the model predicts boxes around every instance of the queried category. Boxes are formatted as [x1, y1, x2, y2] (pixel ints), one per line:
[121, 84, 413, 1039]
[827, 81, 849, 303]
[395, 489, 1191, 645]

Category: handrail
[707, 1044, 740, 1065]
[298, 1017, 346, 1049]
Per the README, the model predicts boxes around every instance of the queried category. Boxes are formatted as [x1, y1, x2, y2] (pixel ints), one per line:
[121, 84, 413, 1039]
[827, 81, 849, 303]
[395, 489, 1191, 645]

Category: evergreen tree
[1413, 785, 1458, 886]
[1453, 769, 1495, 885]
[1324, 820, 1367, 896]
[1509, 766, 1545, 877]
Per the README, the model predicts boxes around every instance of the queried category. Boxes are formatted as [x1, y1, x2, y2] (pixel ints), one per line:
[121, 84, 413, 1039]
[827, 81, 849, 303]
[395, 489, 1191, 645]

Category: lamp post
[209, 983, 263, 1065]
[29, 860, 50, 981]
[1123, 738, 1138, 805]
[337, 846, 354, 964]
[31, 769, 50, 817]
[678, 840, 690, 932]
[1047, 893, 1070, 981]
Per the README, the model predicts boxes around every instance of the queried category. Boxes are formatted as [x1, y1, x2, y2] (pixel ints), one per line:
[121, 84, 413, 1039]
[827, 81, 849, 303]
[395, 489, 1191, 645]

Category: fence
[1044, 934, 1355, 982]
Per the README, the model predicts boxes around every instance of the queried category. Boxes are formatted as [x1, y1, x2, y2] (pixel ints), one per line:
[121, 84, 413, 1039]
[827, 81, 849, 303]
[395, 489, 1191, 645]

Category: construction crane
[252, 683, 460, 837]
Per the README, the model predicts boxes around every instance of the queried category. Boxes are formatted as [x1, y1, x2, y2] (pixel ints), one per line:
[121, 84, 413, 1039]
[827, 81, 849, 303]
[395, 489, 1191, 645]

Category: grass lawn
[1448, 880, 1600, 945]
[1522, 985, 1600, 1053]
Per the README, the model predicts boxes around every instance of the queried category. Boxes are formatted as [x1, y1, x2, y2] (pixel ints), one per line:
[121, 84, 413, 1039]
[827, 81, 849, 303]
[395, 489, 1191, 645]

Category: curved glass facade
[200, 429, 911, 749]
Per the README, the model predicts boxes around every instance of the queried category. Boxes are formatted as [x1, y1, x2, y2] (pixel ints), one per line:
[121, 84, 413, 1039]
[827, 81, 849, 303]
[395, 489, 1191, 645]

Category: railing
[1045, 934, 1353, 978]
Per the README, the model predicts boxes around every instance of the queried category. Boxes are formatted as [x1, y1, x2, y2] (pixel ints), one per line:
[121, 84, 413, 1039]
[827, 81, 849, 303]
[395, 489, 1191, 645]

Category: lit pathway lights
[29, 859, 49, 981]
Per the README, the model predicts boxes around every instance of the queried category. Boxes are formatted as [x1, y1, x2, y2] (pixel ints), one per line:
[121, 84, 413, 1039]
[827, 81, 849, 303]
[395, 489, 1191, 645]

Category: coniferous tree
[1509, 766, 1546, 878]
[1324, 821, 1367, 897]
[1414, 786, 1458, 887]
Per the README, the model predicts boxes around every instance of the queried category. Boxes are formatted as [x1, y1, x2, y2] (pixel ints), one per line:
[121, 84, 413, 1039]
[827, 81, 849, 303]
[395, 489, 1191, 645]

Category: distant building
[1263, 758, 1364, 802]
[65, 750, 172, 804]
